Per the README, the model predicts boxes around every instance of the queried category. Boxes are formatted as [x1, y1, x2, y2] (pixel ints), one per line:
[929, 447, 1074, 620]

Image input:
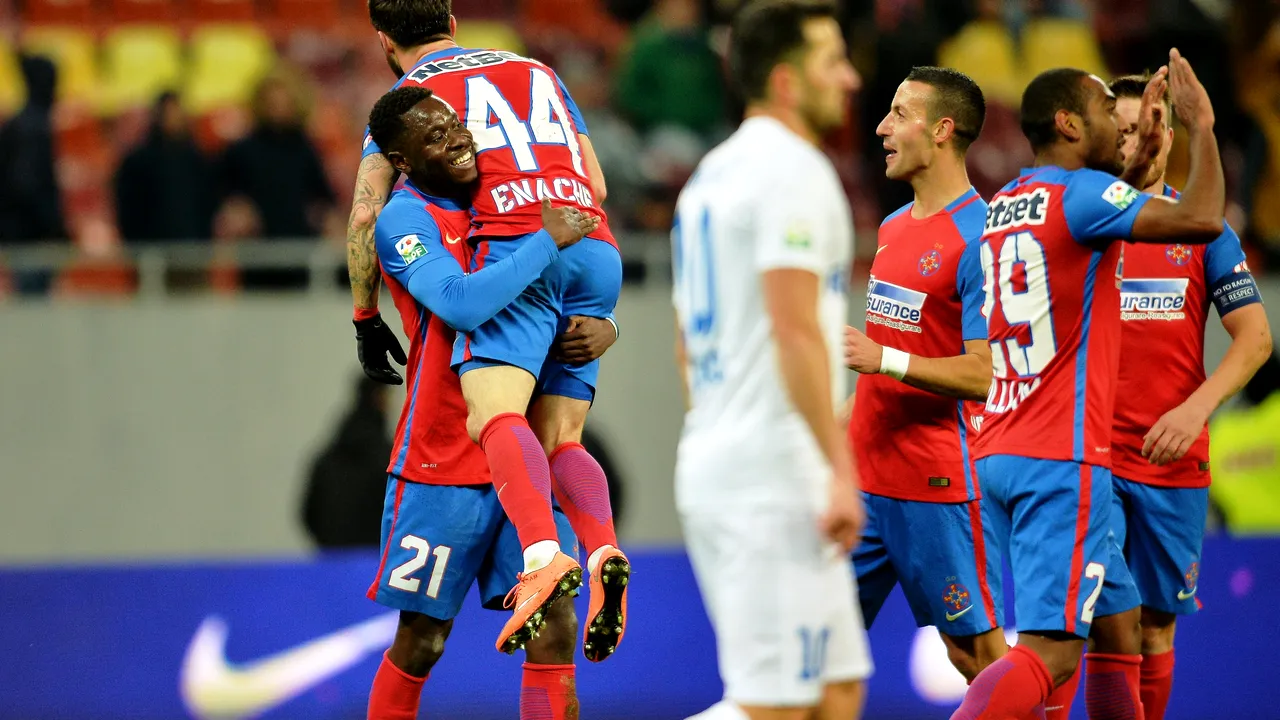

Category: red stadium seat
[110, 0, 175, 23]
[20, 0, 94, 26]
[189, 0, 254, 23]
[270, 0, 338, 30]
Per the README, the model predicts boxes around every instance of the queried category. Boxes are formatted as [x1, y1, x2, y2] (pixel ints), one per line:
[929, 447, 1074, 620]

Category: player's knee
[946, 645, 983, 683]
[465, 412, 487, 445]
[389, 613, 453, 677]
[1091, 607, 1142, 656]
[1139, 608, 1176, 655]
[1050, 651, 1082, 689]
[524, 596, 578, 664]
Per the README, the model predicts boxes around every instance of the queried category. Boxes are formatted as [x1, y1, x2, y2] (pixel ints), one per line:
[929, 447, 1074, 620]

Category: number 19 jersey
[976, 166, 1150, 467]
[363, 46, 615, 247]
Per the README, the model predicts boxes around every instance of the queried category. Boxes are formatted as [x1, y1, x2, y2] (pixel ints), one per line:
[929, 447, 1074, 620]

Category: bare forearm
[776, 327, 847, 470]
[1186, 314, 1273, 413]
[901, 353, 991, 401]
[1178, 125, 1226, 238]
[347, 154, 396, 311]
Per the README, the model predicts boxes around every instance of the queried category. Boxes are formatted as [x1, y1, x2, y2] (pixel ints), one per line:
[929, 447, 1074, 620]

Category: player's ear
[1054, 108, 1082, 143]
[387, 151, 411, 176]
[933, 117, 955, 147]
[377, 31, 393, 55]
[767, 62, 798, 107]
[448, 15, 456, 37]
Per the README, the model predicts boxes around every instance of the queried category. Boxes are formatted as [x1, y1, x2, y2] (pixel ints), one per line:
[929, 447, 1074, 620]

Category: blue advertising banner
[0, 537, 1274, 719]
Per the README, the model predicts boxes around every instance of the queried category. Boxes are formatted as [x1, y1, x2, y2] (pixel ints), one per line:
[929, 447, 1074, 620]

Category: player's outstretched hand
[354, 313, 407, 385]
[1168, 48, 1214, 133]
[1142, 399, 1210, 466]
[541, 198, 600, 249]
[820, 462, 865, 553]
[844, 325, 883, 375]
[553, 315, 617, 364]
[1120, 68, 1169, 187]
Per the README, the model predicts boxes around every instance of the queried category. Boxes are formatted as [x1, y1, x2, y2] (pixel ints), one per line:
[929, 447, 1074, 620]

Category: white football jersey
[672, 116, 854, 512]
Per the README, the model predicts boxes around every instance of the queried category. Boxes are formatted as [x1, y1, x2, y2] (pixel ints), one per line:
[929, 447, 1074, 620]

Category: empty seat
[937, 20, 1021, 108]
[190, 0, 255, 23]
[270, 0, 339, 31]
[0, 38, 26, 116]
[183, 24, 276, 114]
[100, 25, 183, 113]
[1020, 17, 1109, 83]
[453, 20, 525, 54]
[111, 0, 177, 24]
[20, 0, 94, 26]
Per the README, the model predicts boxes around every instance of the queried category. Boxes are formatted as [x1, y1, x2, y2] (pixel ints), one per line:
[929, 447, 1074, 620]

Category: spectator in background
[114, 92, 217, 243]
[0, 54, 66, 245]
[301, 376, 394, 549]
[219, 72, 335, 241]
[614, 0, 727, 143]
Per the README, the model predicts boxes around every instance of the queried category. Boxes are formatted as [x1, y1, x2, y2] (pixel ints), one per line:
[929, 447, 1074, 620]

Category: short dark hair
[729, 0, 838, 102]
[369, 86, 434, 156]
[904, 66, 986, 152]
[368, 0, 451, 48]
[1020, 67, 1091, 152]
[1109, 72, 1171, 116]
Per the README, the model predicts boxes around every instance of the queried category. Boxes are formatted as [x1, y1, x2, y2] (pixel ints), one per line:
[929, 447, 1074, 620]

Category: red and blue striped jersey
[851, 188, 989, 503]
[1112, 184, 1259, 487]
[363, 46, 615, 247]
[975, 166, 1151, 467]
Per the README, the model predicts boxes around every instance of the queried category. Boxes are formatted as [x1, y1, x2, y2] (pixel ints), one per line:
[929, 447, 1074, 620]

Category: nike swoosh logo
[1177, 587, 1197, 601]
[180, 612, 398, 719]
[516, 593, 540, 612]
[875, 245, 889, 255]
[944, 605, 974, 622]
[446, 235, 461, 245]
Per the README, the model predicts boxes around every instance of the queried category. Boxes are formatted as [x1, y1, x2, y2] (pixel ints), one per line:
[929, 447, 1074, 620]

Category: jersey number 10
[464, 69, 586, 177]
[980, 231, 1057, 377]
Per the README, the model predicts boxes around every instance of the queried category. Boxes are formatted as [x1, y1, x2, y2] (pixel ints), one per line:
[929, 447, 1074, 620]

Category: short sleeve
[754, 164, 832, 274]
[1203, 223, 1248, 287]
[555, 73, 589, 137]
[956, 240, 988, 342]
[362, 125, 382, 160]
[374, 199, 445, 287]
[1060, 168, 1152, 243]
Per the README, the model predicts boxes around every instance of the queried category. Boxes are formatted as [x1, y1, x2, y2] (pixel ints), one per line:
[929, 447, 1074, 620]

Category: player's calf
[1084, 608, 1145, 720]
[1138, 608, 1177, 720]
[521, 597, 580, 720]
[816, 679, 866, 720]
[368, 612, 452, 720]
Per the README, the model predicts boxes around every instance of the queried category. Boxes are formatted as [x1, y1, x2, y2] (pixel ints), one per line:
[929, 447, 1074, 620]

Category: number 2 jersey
[1112, 184, 1260, 487]
[851, 189, 988, 503]
[975, 166, 1151, 467]
[362, 46, 615, 247]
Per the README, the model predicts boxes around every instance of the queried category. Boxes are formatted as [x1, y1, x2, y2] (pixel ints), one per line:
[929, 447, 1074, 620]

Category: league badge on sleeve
[1102, 181, 1140, 211]
[785, 221, 812, 249]
[395, 234, 427, 264]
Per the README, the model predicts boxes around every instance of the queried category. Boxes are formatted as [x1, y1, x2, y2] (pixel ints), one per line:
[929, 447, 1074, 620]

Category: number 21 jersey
[976, 166, 1150, 467]
[363, 46, 615, 246]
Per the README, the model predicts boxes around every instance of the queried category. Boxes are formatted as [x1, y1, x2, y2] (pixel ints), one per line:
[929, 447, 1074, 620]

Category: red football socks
[1085, 653, 1144, 720]
[480, 413, 559, 549]
[1139, 650, 1175, 720]
[951, 644, 1052, 720]
[521, 663, 578, 720]
[367, 652, 426, 720]
[1045, 658, 1082, 720]
[548, 442, 617, 559]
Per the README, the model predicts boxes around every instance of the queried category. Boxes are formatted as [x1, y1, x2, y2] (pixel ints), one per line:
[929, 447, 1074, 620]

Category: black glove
[354, 313, 407, 385]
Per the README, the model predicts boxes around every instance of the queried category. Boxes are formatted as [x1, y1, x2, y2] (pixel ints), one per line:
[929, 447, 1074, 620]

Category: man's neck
[408, 175, 469, 205]
[398, 38, 459, 76]
[1143, 175, 1166, 195]
[1033, 144, 1087, 172]
[909, 152, 972, 218]
[744, 104, 818, 146]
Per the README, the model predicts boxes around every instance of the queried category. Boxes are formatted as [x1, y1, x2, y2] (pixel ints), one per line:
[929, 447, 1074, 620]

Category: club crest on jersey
[918, 249, 942, 276]
[395, 234, 427, 264]
[405, 50, 522, 83]
[984, 188, 1050, 234]
[1184, 562, 1199, 592]
[1120, 278, 1188, 321]
[1165, 243, 1192, 266]
[866, 276, 926, 334]
[942, 581, 971, 612]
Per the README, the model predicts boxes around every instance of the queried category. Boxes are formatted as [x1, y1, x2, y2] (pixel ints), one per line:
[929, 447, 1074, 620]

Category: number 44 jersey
[363, 47, 615, 247]
[975, 166, 1151, 467]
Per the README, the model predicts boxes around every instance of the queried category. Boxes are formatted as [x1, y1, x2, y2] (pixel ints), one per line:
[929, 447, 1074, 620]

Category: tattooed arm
[348, 153, 398, 312]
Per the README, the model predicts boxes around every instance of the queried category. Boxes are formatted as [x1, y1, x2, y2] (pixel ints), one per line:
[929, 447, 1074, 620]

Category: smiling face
[385, 96, 478, 193]
[876, 80, 937, 180]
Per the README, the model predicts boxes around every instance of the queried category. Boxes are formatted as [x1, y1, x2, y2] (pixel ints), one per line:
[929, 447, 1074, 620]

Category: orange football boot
[582, 547, 630, 662]
[496, 551, 583, 654]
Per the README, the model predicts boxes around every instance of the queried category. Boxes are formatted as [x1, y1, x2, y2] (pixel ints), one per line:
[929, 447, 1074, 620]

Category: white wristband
[879, 347, 910, 381]
[605, 316, 619, 340]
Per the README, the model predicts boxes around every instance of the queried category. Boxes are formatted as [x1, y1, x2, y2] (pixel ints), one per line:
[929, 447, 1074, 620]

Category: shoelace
[502, 571, 529, 610]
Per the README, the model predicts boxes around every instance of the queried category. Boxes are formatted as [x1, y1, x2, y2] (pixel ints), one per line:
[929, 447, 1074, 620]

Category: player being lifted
[673, 3, 872, 720]
[1073, 74, 1272, 720]
[363, 87, 614, 720]
[347, 0, 630, 661]
[950, 51, 1228, 720]
[843, 66, 1007, 683]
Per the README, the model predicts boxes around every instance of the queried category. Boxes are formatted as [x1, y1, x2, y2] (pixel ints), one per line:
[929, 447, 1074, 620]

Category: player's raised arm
[1129, 49, 1224, 244]
[349, 149, 406, 384]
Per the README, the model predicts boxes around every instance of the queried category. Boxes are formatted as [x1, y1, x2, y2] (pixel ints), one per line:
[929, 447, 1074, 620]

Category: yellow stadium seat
[100, 26, 184, 114]
[1020, 17, 1109, 84]
[937, 20, 1022, 107]
[183, 24, 276, 114]
[454, 20, 525, 54]
[21, 28, 101, 111]
[0, 38, 25, 116]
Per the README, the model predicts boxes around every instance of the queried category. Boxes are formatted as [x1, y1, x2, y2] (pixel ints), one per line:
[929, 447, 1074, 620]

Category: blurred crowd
[2, 0, 1280, 295]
